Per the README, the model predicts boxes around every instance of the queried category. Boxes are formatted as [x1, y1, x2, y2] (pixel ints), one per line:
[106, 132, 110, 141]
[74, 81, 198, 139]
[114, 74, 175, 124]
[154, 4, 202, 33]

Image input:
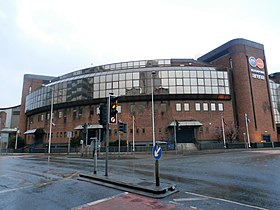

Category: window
[73, 109, 77, 120]
[195, 103, 201, 111]
[130, 104, 135, 114]
[184, 103, 189, 111]
[176, 103, 181, 111]
[58, 111, 63, 119]
[203, 103, 209, 111]
[218, 103, 224, 111]
[161, 103, 167, 113]
[211, 103, 216, 111]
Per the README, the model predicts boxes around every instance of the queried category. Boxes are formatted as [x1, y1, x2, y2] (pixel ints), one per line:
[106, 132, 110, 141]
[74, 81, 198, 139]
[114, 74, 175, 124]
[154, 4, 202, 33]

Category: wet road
[0, 155, 123, 210]
[0, 149, 280, 210]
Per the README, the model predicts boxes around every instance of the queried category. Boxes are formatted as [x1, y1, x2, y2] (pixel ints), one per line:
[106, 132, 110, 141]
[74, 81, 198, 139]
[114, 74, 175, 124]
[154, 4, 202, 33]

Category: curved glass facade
[25, 60, 230, 112]
[270, 80, 280, 124]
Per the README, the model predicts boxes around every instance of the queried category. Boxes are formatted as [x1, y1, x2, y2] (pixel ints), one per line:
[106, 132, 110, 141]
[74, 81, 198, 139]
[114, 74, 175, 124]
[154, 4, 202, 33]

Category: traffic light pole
[105, 95, 111, 176]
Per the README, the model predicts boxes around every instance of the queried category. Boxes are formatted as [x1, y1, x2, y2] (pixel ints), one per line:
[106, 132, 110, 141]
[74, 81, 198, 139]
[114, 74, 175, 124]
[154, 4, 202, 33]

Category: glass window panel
[133, 72, 139, 79]
[203, 103, 209, 111]
[191, 86, 198, 94]
[225, 87, 230, 94]
[218, 79, 224, 86]
[211, 103, 216, 111]
[219, 87, 225, 94]
[170, 87, 176, 93]
[218, 72, 224, 78]
[183, 78, 190, 85]
[169, 78, 176, 86]
[126, 80, 132, 88]
[100, 83, 105, 90]
[100, 90, 105, 98]
[161, 71, 168, 78]
[198, 86, 205, 94]
[94, 84, 99, 90]
[211, 71, 217, 78]
[116, 63, 122, 69]
[218, 103, 224, 111]
[205, 87, 212, 94]
[119, 81, 125, 88]
[177, 86, 184, 94]
[100, 75, 106, 82]
[190, 71, 197, 77]
[224, 72, 228, 79]
[184, 103, 189, 111]
[176, 78, 183, 85]
[225, 80, 229, 86]
[119, 73, 125, 80]
[162, 79, 169, 87]
[133, 80, 139, 87]
[176, 71, 183, 77]
[197, 71, 203, 78]
[211, 79, 218, 85]
[212, 87, 218, 94]
[198, 79, 204, 86]
[191, 78, 197, 85]
[183, 71, 190, 77]
[204, 71, 211, 78]
[205, 79, 211, 86]
[139, 60, 146, 67]
[128, 62, 133, 68]
[109, 64, 115, 70]
[113, 74, 119, 81]
[133, 61, 140, 67]
[184, 86, 191, 93]
[106, 74, 112, 82]
[126, 73, 132, 80]
[176, 103, 181, 111]
[106, 83, 112, 89]
[94, 76, 99, 83]
[122, 62, 128, 69]
[169, 71, 175, 77]
[195, 103, 201, 111]
[113, 82, 118, 88]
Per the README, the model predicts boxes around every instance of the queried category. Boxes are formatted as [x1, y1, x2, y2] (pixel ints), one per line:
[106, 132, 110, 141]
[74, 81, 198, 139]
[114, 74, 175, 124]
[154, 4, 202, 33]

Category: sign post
[67, 131, 72, 155]
[152, 144, 162, 186]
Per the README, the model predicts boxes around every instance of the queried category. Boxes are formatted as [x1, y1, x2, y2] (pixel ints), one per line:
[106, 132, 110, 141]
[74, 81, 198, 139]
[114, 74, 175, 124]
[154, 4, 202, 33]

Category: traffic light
[109, 96, 118, 124]
[98, 103, 107, 125]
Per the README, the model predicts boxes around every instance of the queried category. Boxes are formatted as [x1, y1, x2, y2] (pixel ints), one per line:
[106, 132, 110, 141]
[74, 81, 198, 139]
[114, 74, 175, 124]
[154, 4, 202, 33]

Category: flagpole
[132, 115, 135, 152]
[221, 115, 226, 148]
[245, 113, 251, 148]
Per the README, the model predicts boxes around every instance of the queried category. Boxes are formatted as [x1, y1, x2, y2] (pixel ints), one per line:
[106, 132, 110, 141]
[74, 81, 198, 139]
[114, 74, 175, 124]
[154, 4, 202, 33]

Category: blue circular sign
[152, 145, 162, 160]
[249, 56, 257, 67]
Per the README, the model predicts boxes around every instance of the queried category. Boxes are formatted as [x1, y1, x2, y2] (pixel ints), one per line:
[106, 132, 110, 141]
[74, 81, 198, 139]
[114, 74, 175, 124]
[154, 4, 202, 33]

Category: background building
[0, 105, 21, 149]
[18, 38, 278, 151]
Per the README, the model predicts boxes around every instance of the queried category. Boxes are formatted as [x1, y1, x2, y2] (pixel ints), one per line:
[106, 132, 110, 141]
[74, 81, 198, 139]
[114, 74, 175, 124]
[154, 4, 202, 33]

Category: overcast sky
[0, 0, 279, 107]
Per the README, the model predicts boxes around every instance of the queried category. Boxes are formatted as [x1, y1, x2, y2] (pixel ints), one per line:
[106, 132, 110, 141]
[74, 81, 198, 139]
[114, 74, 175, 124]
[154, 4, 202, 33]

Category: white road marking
[184, 191, 269, 210]
[174, 197, 208, 202]
[71, 192, 129, 210]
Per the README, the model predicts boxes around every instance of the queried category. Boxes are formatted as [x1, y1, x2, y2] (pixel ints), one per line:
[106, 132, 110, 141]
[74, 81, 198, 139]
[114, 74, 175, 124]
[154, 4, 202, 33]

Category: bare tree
[215, 122, 239, 143]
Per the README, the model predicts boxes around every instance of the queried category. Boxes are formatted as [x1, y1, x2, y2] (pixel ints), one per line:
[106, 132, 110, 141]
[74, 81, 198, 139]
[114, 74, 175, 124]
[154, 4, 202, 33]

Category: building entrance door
[177, 127, 194, 143]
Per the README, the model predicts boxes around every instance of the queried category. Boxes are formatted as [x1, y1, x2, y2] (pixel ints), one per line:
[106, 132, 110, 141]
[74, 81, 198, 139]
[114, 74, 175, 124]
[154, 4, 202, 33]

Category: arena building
[18, 38, 279, 151]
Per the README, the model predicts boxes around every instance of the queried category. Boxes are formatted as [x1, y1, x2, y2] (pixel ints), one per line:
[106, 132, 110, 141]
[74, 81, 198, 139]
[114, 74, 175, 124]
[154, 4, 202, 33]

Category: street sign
[152, 145, 162, 160]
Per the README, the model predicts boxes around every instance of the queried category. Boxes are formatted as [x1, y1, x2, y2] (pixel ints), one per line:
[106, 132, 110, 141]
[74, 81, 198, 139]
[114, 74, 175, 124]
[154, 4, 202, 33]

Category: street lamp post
[151, 71, 156, 147]
[15, 128, 19, 150]
[48, 87, 54, 154]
